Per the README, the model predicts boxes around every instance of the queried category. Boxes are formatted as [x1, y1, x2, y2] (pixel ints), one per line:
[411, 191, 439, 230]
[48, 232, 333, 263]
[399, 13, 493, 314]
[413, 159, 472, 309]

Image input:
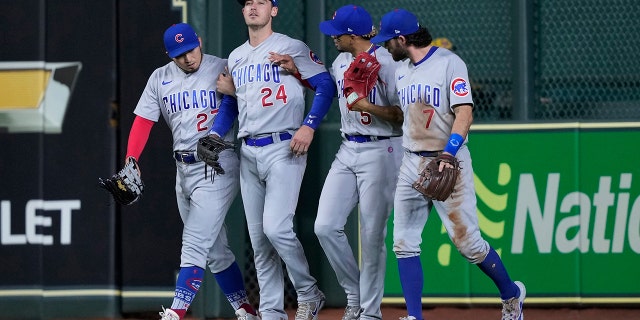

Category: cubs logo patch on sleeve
[309, 50, 324, 65]
[451, 77, 469, 97]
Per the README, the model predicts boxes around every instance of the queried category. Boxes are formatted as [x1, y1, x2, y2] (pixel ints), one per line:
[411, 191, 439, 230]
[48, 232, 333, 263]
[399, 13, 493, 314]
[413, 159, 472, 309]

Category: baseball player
[209, 1, 336, 320]
[122, 23, 258, 320]
[266, 7, 404, 319]
[369, 9, 526, 320]
[312, 5, 403, 320]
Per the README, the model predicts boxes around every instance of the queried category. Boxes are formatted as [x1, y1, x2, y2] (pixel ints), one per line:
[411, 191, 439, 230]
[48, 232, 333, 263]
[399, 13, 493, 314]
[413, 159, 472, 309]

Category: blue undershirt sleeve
[210, 94, 238, 137]
[301, 71, 336, 130]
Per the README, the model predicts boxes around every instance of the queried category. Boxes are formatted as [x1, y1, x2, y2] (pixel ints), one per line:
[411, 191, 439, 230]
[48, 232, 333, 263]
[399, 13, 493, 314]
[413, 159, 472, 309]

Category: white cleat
[341, 306, 363, 320]
[501, 281, 526, 320]
[159, 306, 180, 320]
[236, 307, 261, 320]
[295, 292, 326, 320]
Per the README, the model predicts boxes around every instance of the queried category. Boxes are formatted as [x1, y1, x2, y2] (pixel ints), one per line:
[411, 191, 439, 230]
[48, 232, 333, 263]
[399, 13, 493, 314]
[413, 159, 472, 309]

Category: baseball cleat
[341, 305, 363, 320]
[295, 292, 326, 320]
[159, 306, 180, 320]
[501, 281, 526, 320]
[398, 316, 417, 320]
[235, 306, 261, 320]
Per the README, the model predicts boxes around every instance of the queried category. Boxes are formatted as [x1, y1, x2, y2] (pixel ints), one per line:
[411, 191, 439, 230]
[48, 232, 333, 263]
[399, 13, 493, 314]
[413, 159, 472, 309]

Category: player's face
[385, 37, 408, 61]
[242, 0, 276, 28]
[331, 34, 353, 53]
[172, 46, 203, 74]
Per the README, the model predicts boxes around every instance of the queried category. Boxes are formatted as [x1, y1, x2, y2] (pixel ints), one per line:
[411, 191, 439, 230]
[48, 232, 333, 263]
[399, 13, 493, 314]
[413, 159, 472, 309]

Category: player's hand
[124, 156, 141, 177]
[347, 97, 371, 113]
[439, 152, 455, 171]
[216, 67, 236, 97]
[290, 125, 314, 156]
[268, 52, 298, 74]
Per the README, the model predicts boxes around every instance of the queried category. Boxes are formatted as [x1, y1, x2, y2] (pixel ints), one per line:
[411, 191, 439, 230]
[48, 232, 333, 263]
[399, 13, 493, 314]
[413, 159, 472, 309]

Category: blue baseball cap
[164, 23, 200, 58]
[237, 0, 278, 7]
[319, 5, 373, 36]
[370, 9, 420, 43]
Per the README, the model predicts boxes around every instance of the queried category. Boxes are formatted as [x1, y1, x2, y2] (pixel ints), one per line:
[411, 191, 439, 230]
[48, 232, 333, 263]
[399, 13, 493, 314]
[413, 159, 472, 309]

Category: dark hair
[360, 27, 378, 40]
[404, 26, 432, 48]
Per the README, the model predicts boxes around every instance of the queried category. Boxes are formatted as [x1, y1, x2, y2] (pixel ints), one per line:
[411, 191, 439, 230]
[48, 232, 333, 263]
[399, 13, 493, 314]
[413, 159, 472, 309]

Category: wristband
[443, 133, 464, 155]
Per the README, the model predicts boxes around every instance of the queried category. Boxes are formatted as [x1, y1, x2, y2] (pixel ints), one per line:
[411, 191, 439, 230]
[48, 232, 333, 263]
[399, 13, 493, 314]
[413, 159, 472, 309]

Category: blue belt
[344, 134, 391, 143]
[411, 150, 442, 157]
[244, 132, 292, 147]
[174, 151, 198, 164]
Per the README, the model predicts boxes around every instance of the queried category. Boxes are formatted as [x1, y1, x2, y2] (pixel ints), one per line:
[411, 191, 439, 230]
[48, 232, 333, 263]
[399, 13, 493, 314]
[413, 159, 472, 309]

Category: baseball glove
[343, 52, 381, 110]
[98, 158, 144, 205]
[412, 154, 461, 201]
[197, 135, 235, 178]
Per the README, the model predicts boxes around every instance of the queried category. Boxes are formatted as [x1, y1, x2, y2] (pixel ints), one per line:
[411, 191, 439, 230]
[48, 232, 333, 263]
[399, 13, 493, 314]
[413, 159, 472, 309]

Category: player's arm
[290, 71, 336, 156]
[349, 55, 404, 124]
[444, 103, 473, 156]
[301, 71, 335, 129]
[209, 94, 239, 137]
[268, 52, 313, 89]
[216, 67, 236, 97]
[270, 52, 335, 129]
[126, 69, 164, 164]
[348, 100, 403, 125]
[446, 57, 474, 155]
[269, 52, 298, 74]
[126, 115, 155, 163]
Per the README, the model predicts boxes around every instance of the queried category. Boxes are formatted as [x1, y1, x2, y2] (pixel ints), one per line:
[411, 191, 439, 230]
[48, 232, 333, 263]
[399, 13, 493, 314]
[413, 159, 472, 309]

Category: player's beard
[389, 43, 409, 61]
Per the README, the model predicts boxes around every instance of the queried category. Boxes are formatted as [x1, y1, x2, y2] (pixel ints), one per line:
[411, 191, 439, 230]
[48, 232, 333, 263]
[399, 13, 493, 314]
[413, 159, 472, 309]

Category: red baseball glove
[343, 52, 381, 110]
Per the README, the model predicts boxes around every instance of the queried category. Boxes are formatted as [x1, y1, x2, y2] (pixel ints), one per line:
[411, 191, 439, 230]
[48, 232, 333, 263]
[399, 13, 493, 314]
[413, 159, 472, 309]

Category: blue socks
[171, 266, 204, 312]
[169, 263, 255, 317]
[214, 261, 255, 315]
[398, 248, 518, 320]
[477, 247, 518, 300]
[398, 256, 424, 320]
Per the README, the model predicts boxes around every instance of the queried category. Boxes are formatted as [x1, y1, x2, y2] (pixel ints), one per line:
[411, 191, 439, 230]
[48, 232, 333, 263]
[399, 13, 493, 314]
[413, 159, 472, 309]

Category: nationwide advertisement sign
[382, 123, 640, 305]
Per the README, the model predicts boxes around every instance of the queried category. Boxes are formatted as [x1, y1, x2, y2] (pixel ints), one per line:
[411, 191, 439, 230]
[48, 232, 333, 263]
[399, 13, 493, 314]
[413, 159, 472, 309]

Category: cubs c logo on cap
[164, 23, 200, 58]
[451, 78, 469, 97]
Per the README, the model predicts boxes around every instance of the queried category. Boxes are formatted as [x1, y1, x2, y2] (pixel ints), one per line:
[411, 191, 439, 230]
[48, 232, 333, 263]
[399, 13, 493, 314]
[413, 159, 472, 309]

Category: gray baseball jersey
[393, 46, 490, 266]
[133, 53, 239, 271]
[134, 54, 234, 147]
[228, 32, 327, 138]
[394, 47, 473, 152]
[228, 32, 327, 319]
[331, 46, 403, 137]
[315, 45, 403, 320]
